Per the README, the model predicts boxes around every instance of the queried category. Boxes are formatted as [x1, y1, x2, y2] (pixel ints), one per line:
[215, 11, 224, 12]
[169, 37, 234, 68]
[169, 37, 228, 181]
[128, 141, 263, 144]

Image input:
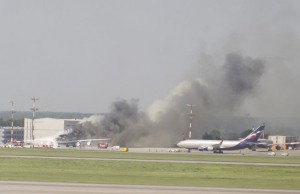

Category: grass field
[0, 157, 299, 190]
[0, 148, 300, 164]
[0, 148, 300, 189]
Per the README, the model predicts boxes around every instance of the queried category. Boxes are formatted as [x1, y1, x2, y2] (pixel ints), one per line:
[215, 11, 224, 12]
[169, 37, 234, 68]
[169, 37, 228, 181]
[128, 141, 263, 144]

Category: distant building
[24, 118, 82, 147]
[0, 127, 24, 144]
[268, 136, 298, 144]
[268, 135, 299, 150]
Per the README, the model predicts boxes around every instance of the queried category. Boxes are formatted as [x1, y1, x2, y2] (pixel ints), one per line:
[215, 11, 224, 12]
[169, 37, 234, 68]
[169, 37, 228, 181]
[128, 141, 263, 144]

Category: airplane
[177, 125, 265, 153]
[241, 126, 273, 151]
[24, 138, 111, 149]
[57, 138, 111, 148]
[249, 138, 273, 151]
[252, 141, 300, 151]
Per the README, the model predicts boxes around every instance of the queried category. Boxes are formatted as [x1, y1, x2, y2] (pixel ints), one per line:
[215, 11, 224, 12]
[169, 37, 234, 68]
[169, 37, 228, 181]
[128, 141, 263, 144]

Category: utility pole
[10, 101, 16, 144]
[31, 97, 39, 141]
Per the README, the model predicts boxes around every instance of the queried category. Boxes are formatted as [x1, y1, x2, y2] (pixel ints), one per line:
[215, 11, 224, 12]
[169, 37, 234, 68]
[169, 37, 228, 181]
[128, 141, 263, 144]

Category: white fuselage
[177, 139, 241, 150]
[177, 125, 264, 151]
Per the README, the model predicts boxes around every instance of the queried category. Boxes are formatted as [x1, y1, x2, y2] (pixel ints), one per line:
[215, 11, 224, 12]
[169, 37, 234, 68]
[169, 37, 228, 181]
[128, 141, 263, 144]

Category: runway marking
[0, 155, 299, 166]
[0, 181, 299, 194]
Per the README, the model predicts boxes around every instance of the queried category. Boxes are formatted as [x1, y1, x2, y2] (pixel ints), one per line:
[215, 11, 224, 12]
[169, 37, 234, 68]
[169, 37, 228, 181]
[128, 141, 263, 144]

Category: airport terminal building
[0, 127, 24, 144]
[24, 118, 82, 147]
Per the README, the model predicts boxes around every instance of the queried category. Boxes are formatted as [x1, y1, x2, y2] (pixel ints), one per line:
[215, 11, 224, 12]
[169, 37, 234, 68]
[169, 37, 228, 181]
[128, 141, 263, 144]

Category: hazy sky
[1, 0, 300, 115]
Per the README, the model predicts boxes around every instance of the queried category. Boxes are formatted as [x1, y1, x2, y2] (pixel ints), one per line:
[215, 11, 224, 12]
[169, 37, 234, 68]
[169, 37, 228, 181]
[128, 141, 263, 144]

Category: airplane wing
[57, 140, 78, 144]
[58, 138, 111, 147]
[250, 139, 273, 150]
[58, 138, 111, 143]
[77, 138, 111, 142]
[212, 140, 224, 149]
[287, 142, 300, 145]
[77, 138, 111, 146]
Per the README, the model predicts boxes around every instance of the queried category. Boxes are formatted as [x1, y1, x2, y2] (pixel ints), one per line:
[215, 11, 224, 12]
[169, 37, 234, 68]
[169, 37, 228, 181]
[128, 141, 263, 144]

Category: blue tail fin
[242, 125, 265, 143]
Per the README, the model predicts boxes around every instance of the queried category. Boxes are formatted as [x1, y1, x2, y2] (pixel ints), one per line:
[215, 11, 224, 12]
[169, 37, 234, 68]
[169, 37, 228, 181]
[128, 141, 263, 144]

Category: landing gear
[213, 150, 223, 154]
[187, 149, 191, 153]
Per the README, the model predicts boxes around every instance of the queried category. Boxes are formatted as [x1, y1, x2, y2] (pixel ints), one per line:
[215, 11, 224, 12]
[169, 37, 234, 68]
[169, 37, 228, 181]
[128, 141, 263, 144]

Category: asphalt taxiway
[1, 181, 299, 194]
[1, 154, 300, 167]
[1, 148, 299, 193]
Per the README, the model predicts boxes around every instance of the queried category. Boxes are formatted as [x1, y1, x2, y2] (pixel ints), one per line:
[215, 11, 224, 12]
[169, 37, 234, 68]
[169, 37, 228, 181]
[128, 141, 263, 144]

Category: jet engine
[198, 146, 214, 151]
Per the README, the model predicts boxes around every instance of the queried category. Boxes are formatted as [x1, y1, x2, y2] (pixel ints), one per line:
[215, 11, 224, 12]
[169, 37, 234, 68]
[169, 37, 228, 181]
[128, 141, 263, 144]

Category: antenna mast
[10, 101, 16, 144]
[31, 97, 39, 141]
[186, 104, 195, 140]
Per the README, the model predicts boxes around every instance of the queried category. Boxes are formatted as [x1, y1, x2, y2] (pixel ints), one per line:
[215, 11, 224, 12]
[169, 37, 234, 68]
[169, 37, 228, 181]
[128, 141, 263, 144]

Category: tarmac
[0, 181, 299, 194]
[1, 148, 300, 194]
[1, 154, 300, 166]
[126, 147, 300, 156]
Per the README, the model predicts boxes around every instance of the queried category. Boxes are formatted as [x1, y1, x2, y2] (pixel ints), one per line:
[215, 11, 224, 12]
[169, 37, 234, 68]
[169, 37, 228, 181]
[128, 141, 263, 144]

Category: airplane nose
[177, 141, 182, 147]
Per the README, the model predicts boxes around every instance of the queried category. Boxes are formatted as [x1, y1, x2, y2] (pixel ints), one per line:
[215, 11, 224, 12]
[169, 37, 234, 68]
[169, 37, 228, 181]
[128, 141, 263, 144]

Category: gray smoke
[59, 99, 152, 147]
[61, 53, 266, 147]
[146, 53, 265, 144]
[58, 2, 300, 146]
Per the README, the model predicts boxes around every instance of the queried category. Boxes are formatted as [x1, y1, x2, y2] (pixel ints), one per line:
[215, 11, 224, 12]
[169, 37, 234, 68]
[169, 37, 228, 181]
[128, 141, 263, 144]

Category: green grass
[0, 148, 300, 164]
[0, 157, 299, 190]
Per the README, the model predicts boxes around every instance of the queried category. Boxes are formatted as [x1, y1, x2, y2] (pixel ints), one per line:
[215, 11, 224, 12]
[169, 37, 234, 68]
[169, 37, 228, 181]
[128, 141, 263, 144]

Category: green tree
[239, 129, 254, 138]
[202, 132, 212, 139]
[210, 129, 221, 140]
[0, 118, 24, 127]
[202, 129, 221, 140]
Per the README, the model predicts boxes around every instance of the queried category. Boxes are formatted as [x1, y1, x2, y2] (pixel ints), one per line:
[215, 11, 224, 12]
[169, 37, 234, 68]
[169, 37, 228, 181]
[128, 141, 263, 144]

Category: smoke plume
[58, 2, 300, 146]
[60, 53, 266, 147]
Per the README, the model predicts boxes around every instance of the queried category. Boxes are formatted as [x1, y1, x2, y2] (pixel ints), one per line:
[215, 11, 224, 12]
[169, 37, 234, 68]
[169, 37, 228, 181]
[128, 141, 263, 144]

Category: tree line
[0, 118, 24, 127]
[202, 128, 268, 140]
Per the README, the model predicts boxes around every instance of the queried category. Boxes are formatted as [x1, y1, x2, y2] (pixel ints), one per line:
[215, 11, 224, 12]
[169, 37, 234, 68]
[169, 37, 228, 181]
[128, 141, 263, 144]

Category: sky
[1, 0, 300, 117]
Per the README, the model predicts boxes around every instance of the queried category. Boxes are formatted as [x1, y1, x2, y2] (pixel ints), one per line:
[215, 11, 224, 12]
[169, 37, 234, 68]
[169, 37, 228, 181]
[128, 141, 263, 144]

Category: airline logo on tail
[242, 125, 265, 143]
[232, 125, 265, 150]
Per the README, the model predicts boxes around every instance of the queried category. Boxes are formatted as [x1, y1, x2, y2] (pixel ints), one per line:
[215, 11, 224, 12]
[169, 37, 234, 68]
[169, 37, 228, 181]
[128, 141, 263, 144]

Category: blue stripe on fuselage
[220, 125, 264, 151]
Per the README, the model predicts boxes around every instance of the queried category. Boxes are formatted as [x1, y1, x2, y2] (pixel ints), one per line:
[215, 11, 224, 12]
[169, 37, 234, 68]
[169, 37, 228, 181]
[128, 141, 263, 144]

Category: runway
[1, 154, 299, 167]
[1, 181, 299, 194]
[1, 150, 300, 193]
